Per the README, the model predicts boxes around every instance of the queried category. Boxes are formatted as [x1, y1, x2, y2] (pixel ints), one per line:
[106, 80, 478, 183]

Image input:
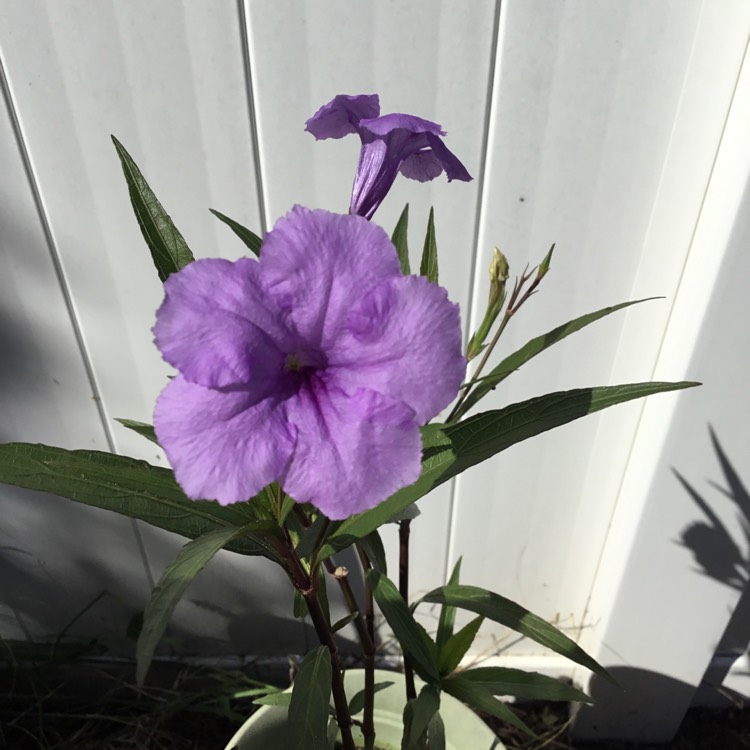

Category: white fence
[1, 1, 749, 741]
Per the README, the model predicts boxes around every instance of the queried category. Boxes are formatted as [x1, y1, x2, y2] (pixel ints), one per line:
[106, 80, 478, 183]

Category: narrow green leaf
[347, 681, 393, 716]
[444, 382, 699, 482]
[0, 443, 278, 558]
[438, 616, 483, 675]
[454, 298, 659, 420]
[427, 710, 446, 750]
[115, 418, 158, 444]
[253, 691, 292, 707]
[368, 571, 440, 683]
[289, 646, 332, 750]
[419, 207, 438, 283]
[327, 381, 697, 553]
[435, 558, 462, 654]
[422, 584, 610, 682]
[137, 525, 255, 685]
[293, 589, 308, 619]
[111, 136, 194, 281]
[359, 530, 388, 574]
[331, 612, 358, 634]
[401, 685, 440, 750]
[326, 718, 339, 750]
[325, 425, 455, 554]
[295, 514, 331, 559]
[454, 666, 592, 703]
[391, 203, 411, 275]
[209, 208, 263, 257]
[442, 676, 533, 737]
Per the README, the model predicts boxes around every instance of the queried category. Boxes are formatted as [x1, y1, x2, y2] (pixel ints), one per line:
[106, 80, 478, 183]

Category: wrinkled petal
[399, 149, 444, 182]
[154, 258, 296, 389]
[305, 94, 380, 140]
[425, 133, 473, 182]
[281, 378, 421, 519]
[359, 112, 445, 137]
[260, 206, 400, 347]
[329, 274, 466, 424]
[154, 376, 296, 504]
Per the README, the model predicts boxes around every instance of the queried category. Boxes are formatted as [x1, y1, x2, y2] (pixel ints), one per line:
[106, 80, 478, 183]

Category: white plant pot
[225, 668, 504, 750]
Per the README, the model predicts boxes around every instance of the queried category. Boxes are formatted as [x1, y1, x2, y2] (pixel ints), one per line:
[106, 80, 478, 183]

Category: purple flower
[153, 207, 466, 520]
[306, 94, 472, 220]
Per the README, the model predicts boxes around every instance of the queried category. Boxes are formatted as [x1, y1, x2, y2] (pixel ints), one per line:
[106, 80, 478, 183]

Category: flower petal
[359, 112, 445, 137]
[281, 379, 421, 519]
[329, 274, 466, 424]
[260, 207, 401, 347]
[305, 94, 380, 140]
[399, 149, 445, 182]
[425, 133, 473, 182]
[154, 258, 295, 389]
[154, 375, 296, 504]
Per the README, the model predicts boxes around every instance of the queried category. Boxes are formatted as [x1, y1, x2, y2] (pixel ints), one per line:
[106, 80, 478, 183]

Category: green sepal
[209, 208, 263, 256]
[111, 136, 194, 281]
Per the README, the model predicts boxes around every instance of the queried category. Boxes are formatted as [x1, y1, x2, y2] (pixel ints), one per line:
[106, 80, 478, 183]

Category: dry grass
[2, 641, 749, 750]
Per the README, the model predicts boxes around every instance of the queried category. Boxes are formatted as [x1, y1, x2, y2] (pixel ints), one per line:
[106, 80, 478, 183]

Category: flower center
[284, 348, 328, 374]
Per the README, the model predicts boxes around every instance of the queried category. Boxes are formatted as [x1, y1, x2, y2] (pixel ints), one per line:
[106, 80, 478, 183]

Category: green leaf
[295, 514, 331, 559]
[401, 684, 440, 750]
[289, 646, 332, 750]
[331, 612, 358, 634]
[419, 207, 438, 283]
[324, 425, 455, 555]
[0, 443, 278, 559]
[422, 584, 610, 682]
[438, 616, 483, 675]
[111, 136, 194, 281]
[347, 681, 394, 715]
[367, 571, 439, 683]
[391, 203, 411, 275]
[115, 418, 158, 444]
[427, 711, 446, 750]
[453, 666, 592, 703]
[293, 589, 308, 619]
[453, 298, 659, 420]
[137, 525, 255, 685]
[359, 530, 388, 574]
[253, 691, 292, 707]
[435, 558, 462, 654]
[326, 381, 697, 553]
[443, 382, 698, 483]
[209, 208, 263, 257]
[442, 675, 533, 737]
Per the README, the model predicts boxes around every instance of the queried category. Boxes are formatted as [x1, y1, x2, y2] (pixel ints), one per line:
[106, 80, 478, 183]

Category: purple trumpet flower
[153, 207, 466, 520]
[306, 94, 472, 220]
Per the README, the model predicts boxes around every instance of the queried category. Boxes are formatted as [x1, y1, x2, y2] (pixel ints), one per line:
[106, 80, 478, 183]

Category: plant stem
[272, 530, 357, 750]
[398, 519, 417, 701]
[356, 545, 377, 750]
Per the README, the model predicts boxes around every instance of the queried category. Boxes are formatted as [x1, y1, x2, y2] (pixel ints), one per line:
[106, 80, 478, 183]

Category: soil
[2, 660, 749, 749]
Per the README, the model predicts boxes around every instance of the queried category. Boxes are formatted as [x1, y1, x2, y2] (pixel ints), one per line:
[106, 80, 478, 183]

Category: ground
[2, 657, 749, 749]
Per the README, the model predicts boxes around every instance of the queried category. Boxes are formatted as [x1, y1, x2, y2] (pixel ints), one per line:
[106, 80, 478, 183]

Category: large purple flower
[306, 94, 472, 220]
[153, 207, 465, 520]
